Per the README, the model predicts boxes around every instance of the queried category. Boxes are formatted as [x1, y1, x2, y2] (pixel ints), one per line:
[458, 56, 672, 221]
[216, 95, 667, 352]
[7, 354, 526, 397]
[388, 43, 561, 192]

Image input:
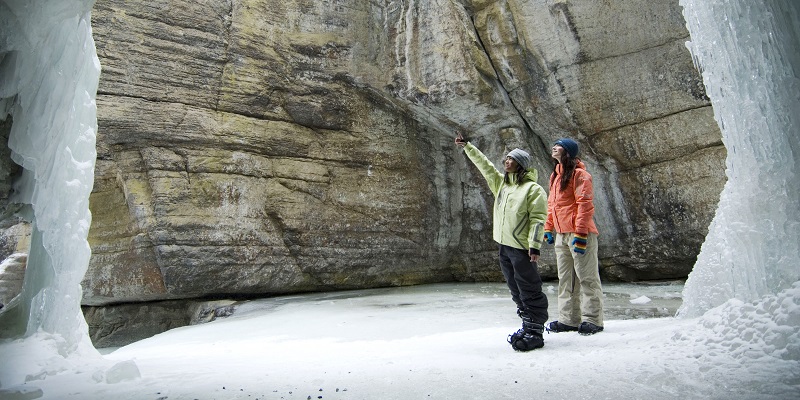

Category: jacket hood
[524, 168, 538, 182]
[512, 168, 537, 184]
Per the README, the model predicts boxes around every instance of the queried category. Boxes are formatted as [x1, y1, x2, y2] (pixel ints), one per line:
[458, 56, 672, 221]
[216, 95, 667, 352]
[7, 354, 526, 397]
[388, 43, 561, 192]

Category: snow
[92, 284, 799, 399]
[1, 0, 800, 398]
[629, 295, 651, 305]
[2, 282, 798, 399]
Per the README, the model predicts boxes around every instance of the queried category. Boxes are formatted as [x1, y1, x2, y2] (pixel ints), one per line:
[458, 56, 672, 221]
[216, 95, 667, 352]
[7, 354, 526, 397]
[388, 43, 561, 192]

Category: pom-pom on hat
[507, 148, 532, 171]
[554, 138, 580, 158]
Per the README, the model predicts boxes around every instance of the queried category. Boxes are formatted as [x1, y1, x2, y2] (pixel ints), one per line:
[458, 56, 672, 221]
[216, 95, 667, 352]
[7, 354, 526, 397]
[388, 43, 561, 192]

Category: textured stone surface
[0, 253, 26, 307]
[0, 117, 14, 217]
[0, 117, 28, 262]
[83, 299, 239, 348]
[82, 300, 191, 348]
[468, 0, 725, 279]
[3, 0, 725, 319]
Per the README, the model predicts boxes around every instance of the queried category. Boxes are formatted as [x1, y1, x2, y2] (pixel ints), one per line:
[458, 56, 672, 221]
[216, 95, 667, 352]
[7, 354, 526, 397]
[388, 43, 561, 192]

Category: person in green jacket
[455, 133, 549, 351]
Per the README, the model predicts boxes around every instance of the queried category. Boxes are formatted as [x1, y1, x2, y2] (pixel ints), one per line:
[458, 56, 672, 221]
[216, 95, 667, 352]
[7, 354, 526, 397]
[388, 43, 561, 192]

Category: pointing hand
[454, 132, 466, 147]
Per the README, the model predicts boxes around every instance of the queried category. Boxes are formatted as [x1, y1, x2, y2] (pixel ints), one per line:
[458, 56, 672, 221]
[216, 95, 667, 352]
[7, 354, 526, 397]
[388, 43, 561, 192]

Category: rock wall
[2, 0, 725, 323]
[469, 0, 725, 280]
[0, 253, 26, 309]
[84, 0, 724, 307]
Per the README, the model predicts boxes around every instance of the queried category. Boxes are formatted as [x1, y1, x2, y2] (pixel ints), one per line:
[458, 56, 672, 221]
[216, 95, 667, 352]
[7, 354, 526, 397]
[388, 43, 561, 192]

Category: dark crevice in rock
[616, 142, 725, 173]
[264, 208, 299, 261]
[467, 15, 538, 142]
[592, 104, 715, 138]
[182, 155, 192, 186]
[549, 2, 582, 47]
[562, 35, 692, 68]
[96, 91, 298, 126]
[97, 88, 376, 142]
[467, 16, 498, 81]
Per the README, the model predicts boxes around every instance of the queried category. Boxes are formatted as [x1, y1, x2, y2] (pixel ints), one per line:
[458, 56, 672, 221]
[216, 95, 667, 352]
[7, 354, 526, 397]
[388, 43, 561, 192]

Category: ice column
[0, 0, 100, 352]
[678, 0, 800, 317]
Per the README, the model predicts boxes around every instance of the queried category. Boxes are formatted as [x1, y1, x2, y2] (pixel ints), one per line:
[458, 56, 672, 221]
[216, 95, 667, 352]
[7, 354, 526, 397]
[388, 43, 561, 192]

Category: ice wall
[678, 0, 800, 317]
[0, 0, 100, 359]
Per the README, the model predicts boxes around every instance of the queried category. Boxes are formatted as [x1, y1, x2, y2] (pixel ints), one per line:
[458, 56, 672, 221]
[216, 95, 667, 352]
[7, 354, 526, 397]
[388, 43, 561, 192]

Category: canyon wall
[0, 0, 725, 345]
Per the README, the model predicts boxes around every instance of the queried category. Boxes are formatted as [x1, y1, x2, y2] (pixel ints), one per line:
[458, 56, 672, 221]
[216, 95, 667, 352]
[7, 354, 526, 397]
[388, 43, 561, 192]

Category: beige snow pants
[554, 232, 604, 327]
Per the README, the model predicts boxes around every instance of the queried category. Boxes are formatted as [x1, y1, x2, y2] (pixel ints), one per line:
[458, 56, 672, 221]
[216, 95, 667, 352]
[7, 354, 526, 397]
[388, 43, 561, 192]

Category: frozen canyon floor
[6, 281, 800, 400]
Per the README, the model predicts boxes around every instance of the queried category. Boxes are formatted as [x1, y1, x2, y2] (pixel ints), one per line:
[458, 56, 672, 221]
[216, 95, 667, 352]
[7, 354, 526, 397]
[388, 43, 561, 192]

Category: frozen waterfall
[0, 0, 103, 359]
[678, 0, 800, 317]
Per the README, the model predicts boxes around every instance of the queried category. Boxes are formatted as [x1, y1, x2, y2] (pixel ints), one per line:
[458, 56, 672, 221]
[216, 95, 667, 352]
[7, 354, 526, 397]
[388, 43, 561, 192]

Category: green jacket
[463, 143, 547, 251]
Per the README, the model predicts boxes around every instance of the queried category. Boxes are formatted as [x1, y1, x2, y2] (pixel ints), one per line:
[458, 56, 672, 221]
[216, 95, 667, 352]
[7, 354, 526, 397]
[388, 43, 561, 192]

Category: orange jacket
[545, 161, 599, 235]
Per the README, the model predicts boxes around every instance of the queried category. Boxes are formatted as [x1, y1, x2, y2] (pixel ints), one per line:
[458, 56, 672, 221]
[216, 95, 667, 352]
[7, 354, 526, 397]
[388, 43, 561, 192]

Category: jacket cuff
[529, 248, 540, 256]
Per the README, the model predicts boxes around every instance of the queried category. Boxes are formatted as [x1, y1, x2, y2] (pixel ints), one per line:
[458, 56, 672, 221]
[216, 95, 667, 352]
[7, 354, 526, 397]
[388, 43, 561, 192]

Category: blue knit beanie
[507, 148, 532, 171]
[554, 138, 579, 158]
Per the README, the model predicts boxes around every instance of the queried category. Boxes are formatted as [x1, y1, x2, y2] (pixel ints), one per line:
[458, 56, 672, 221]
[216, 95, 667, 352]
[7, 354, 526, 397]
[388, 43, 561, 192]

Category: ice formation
[0, 0, 139, 391]
[678, 0, 800, 317]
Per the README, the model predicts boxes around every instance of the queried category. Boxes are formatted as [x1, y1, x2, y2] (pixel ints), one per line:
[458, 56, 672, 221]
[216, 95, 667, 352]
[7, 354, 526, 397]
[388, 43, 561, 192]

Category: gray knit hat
[507, 148, 532, 171]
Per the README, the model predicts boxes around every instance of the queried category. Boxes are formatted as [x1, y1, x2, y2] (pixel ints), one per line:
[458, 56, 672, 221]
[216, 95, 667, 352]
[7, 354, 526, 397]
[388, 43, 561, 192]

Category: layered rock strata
[0, 0, 725, 345]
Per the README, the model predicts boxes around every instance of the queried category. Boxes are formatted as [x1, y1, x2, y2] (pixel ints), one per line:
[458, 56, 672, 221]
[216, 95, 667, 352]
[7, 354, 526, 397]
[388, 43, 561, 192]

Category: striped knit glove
[571, 233, 588, 254]
[544, 231, 554, 245]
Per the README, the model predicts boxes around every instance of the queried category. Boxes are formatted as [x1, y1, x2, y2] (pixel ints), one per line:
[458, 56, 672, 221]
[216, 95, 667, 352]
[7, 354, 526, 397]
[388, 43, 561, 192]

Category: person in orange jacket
[543, 138, 605, 335]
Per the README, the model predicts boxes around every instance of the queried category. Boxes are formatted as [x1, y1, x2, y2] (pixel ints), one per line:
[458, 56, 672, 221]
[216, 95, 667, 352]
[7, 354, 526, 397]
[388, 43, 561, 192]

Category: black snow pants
[498, 244, 548, 324]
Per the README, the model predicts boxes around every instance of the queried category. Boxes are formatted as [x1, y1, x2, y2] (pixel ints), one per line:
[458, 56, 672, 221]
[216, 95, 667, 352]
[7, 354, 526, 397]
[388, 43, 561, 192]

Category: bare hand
[529, 249, 540, 263]
[454, 132, 466, 147]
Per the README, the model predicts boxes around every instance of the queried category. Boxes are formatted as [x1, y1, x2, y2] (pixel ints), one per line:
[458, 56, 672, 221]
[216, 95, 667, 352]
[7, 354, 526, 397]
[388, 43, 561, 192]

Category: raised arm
[455, 133, 504, 196]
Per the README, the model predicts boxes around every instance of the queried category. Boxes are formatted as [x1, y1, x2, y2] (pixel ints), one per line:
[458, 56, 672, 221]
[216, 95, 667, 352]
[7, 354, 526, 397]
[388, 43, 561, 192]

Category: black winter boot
[546, 320, 579, 333]
[578, 321, 604, 335]
[508, 312, 544, 351]
[508, 309, 526, 343]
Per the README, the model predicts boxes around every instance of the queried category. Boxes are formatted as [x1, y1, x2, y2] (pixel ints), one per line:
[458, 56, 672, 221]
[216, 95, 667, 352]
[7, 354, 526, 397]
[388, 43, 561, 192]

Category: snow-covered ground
[4, 281, 795, 400]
